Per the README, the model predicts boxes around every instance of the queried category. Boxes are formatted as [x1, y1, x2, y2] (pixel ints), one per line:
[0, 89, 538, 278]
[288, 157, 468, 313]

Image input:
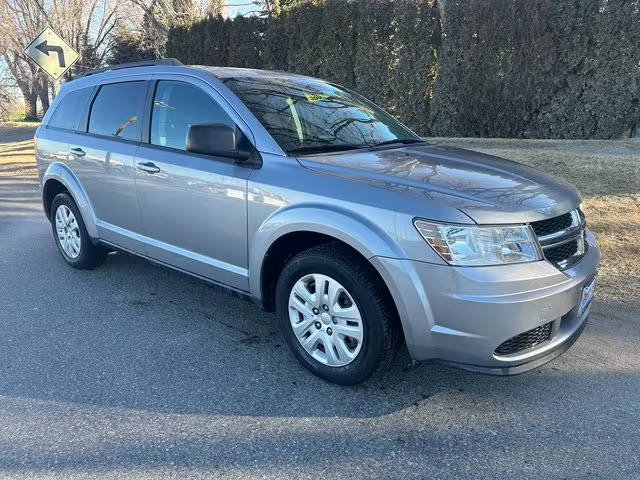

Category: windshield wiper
[369, 138, 426, 148]
[287, 139, 425, 155]
[287, 144, 368, 155]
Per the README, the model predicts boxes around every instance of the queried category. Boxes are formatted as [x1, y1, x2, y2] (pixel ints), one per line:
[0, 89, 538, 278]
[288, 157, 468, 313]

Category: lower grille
[495, 321, 554, 356]
[545, 239, 578, 264]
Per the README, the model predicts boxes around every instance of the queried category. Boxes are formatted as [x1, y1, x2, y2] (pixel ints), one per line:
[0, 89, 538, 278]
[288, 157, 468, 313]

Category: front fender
[42, 162, 98, 238]
[248, 202, 405, 299]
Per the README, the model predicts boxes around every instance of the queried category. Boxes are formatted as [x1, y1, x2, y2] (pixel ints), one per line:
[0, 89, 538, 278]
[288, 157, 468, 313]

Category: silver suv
[35, 60, 600, 384]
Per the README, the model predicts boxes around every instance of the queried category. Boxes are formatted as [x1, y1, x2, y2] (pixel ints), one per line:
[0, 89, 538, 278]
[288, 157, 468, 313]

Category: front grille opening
[530, 212, 572, 237]
[494, 321, 554, 356]
[545, 239, 578, 263]
[530, 209, 587, 271]
[544, 233, 588, 270]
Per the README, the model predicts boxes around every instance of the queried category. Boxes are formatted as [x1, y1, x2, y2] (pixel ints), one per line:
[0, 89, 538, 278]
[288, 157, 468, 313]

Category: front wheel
[276, 242, 400, 385]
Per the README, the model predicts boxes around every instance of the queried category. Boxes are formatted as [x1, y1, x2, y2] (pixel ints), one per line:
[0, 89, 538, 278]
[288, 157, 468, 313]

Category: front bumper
[371, 229, 600, 374]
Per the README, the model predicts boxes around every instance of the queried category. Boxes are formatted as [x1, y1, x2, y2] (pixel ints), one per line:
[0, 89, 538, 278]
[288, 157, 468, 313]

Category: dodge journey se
[35, 59, 600, 384]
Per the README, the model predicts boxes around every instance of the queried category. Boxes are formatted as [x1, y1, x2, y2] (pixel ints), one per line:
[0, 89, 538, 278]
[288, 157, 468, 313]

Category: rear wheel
[51, 192, 107, 269]
[276, 242, 399, 385]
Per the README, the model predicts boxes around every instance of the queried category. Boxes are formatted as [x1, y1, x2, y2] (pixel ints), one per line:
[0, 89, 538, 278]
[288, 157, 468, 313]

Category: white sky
[224, 1, 263, 17]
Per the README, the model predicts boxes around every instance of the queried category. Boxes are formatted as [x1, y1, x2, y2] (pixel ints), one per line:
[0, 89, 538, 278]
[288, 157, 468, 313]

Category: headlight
[413, 220, 542, 266]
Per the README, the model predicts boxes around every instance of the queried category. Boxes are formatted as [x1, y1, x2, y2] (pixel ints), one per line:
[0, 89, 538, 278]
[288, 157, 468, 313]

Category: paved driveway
[0, 131, 639, 479]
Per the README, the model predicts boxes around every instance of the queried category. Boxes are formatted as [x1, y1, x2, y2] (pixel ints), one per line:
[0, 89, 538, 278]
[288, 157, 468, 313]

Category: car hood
[296, 143, 582, 224]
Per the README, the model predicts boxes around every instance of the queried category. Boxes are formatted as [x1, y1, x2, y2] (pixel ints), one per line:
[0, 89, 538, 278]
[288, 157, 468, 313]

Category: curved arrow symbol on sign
[35, 40, 66, 68]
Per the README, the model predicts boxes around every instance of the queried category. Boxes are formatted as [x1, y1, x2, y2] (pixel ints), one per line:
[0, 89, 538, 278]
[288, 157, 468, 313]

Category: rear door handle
[70, 147, 85, 157]
[137, 161, 160, 174]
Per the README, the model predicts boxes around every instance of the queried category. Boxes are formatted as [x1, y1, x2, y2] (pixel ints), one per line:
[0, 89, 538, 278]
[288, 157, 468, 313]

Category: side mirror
[186, 123, 251, 161]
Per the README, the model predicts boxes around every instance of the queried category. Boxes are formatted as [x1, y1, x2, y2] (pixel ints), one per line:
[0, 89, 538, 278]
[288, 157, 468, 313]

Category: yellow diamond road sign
[24, 27, 80, 80]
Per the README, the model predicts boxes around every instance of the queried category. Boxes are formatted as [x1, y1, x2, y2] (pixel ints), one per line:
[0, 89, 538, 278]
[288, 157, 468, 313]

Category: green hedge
[167, 0, 439, 134]
[430, 0, 640, 138]
[166, 0, 640, 138]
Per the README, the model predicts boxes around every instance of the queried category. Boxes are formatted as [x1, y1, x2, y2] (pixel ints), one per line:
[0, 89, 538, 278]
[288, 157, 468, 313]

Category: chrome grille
[531, 209, 587, 270]
[495, 321, 554, 356]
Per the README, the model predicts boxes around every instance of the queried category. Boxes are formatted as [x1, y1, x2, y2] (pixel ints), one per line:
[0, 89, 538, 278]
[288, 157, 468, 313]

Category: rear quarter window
[48, 87, 93, 131]
[88, 81, 147, 141]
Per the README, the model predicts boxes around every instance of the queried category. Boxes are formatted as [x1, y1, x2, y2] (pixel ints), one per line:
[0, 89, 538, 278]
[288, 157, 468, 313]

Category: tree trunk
[18, 85, 38, 121]
[27, 93, 38, 120]
[38, 77, 50, 116]
[27, 94, 38, 120]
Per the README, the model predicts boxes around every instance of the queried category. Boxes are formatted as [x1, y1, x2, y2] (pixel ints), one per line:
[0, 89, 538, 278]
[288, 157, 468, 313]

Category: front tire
[50, 192, 107, 269]
[276, 242, 400, 385]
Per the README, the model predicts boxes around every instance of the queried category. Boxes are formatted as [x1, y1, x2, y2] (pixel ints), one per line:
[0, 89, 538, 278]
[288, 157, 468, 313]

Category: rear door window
[150, 80, 234, 151]
[88, 81, 147, 141]
[48, 87, 93, 131]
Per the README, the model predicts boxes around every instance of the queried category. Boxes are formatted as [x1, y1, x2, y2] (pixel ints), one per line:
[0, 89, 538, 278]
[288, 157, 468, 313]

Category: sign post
[23, 27, 80, 80]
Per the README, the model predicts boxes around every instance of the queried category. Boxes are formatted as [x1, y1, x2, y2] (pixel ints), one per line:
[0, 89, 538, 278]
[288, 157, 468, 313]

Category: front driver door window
[151, 81, 235, 150]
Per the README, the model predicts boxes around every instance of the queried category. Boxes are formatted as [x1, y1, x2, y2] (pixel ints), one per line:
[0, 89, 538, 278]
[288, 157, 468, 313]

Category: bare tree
[0, 0, 273, 120]
[123, 0, 197, 37]
[0, 0, 46, 119]
[206, 0, 225, 17]
[116, 0, 252, 61]
[0, 0, 124, 119]
[0, 65, 24, 121]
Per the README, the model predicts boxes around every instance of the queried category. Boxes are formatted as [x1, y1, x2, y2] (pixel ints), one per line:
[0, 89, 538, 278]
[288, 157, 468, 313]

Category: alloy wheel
[55, 205, 81, 259]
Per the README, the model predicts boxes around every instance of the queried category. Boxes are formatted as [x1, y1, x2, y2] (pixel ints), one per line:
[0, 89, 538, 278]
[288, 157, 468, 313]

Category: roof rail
[74, 58, 183, 78]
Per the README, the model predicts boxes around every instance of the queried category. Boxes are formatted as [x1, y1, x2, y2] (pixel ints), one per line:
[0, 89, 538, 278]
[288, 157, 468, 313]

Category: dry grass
[434, 137, 640, 307]
[1, 126, 638, 307]
[432, 137, 640, 197]
[0, 124, 38, 177]
[0, 121, 41, 129]
[583, 195, 640, 306]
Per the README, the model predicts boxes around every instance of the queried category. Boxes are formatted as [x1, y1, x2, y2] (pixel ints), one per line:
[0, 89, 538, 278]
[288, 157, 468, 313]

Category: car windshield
[222, 75, 421, 155]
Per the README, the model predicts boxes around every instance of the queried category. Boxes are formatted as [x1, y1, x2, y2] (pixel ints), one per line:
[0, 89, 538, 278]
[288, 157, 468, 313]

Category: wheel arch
[42, 162, 98, 238]
[251, 204, 405, 315]
[42, 178, 67, 220]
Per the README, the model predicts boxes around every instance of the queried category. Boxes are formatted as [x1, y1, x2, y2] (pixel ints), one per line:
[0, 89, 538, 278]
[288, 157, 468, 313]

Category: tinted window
[223, 76, 418, 155]
[48, 87, 93, 130]
[88, 81, 146, 140]
[151, 81, 234, 151]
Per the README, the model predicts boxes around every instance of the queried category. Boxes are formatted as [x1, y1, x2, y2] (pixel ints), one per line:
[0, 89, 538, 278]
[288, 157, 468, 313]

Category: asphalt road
[1, 172, 639, 479]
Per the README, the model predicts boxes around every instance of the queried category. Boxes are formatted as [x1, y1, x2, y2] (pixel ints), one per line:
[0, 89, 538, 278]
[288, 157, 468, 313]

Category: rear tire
[50, 192, 107, 269]
[276, 242, 400, 385]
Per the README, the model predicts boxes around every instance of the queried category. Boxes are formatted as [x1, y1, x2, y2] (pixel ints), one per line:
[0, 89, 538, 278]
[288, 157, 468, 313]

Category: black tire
[276, 242, 400, 385]
[50, 192, 107, 269]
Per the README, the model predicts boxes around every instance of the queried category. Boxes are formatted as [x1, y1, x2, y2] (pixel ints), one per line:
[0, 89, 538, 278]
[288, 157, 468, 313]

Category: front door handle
[137, 161, 160, 174]
[70, 147, 85, 157]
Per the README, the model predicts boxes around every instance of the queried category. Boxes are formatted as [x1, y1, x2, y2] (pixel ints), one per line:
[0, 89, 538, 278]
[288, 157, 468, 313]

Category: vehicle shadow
[0, 176, 42, 228]
[0, 367, 638, 477]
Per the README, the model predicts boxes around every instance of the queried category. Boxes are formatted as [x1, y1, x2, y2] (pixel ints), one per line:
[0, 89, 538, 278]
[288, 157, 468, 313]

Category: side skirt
[96, 239, 260, 307]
